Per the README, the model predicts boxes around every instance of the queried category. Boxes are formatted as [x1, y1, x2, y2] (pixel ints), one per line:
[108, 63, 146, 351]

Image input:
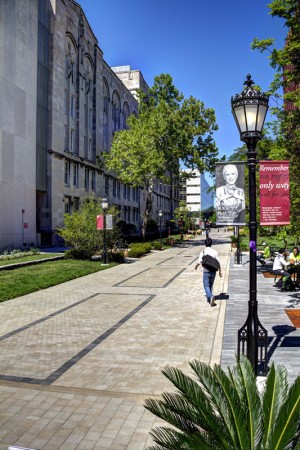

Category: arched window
[112, 91, 121, 132]
[103, 78, 110, 152]
[83, 55, 94, 160]
[65, 36, 77, 153]
[123, 102, 130, 129]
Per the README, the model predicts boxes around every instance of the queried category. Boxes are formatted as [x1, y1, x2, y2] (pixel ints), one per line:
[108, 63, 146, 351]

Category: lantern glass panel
[245, 104, 258, 131]
[234, 106, 246, 132]
[256, 105, 268, 131]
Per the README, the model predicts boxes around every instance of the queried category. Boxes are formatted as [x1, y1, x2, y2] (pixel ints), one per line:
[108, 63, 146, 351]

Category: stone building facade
[0, 0, 177, 250]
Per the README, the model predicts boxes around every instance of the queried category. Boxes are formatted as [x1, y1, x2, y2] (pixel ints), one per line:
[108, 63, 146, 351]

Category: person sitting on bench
[273, 248, 291, 279]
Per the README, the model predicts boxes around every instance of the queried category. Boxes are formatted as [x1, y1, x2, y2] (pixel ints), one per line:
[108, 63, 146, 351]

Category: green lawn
[0, 259, 116, 302]
[0, 253, 62, 266]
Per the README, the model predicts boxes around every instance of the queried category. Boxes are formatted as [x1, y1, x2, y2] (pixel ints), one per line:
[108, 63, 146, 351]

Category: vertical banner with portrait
[259, 161, 290, 225]
[215, 162, 246, 226]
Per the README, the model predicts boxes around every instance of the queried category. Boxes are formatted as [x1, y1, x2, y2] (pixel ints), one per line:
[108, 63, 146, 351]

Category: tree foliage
[251, 0, 300, 238]
[145, 356, 300, 450]
[57, 196, 119, 259]
[104, 74, 218, 238]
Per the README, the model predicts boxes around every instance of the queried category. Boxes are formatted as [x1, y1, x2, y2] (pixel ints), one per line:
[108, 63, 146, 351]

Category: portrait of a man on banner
[215, 162, 246, 226]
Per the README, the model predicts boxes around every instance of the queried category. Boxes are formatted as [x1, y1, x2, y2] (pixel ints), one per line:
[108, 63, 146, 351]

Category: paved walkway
[0, 229, 299, 449]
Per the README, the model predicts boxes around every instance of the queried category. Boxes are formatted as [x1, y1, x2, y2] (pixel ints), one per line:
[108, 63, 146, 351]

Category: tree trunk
[141, 190, 153, 240]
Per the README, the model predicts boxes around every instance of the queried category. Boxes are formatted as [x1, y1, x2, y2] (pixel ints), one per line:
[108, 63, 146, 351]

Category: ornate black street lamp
[158, 209, 163, 246]
[231, 74, 269, 375]
[100, 197, 109, 265]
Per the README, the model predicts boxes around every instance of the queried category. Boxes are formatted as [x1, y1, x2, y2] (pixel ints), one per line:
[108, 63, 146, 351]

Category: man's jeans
[203, 271, 216, 300]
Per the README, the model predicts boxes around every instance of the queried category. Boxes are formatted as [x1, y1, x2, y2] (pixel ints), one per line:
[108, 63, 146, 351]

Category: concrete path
[222, 252, 300, 381]
[0, 230, 231, 450]
[1, 228, 299, 450]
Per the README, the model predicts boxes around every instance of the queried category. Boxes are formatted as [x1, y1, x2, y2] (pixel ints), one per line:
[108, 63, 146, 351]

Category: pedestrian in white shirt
[195, 238, 223, 306]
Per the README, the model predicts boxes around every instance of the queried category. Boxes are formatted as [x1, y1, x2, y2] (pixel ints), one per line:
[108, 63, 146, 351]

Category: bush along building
[0, 0, 178, 251]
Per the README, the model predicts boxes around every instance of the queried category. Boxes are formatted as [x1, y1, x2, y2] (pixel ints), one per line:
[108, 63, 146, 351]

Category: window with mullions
[70, 129, 75, 152]
[73, 197, 80, 211]
[91, 170, 96, 191]
[70, 95, 75, 118]
[105, 176, 109, 195]
[64, 197, 71, 214]
[64, 161, 70, 185]
[73, 163, 79, 187]
[84, 168, 89, 190]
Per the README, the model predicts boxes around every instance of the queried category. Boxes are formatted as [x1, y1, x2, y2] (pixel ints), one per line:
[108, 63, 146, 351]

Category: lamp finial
[244, 74, 255, 89]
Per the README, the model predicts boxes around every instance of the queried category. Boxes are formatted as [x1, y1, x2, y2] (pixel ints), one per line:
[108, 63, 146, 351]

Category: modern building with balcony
[179, 169, 214, 222]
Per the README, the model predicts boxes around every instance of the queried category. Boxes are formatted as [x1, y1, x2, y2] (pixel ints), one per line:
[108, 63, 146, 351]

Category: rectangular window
[88, 139, 92, 160]
[127, 207, 131, 223]
[73, 163, 78, 187]
[89, 109, 93, 130]
[123, 184, 126, 199]
[127, 186, 130, 201]
[64, 124, 67, 150]
[70, 96, 75, 118]
[84, 168, 89, 190]
[64, 161, 70, 185]
[74, 197, 80, 211]
[91, 170, 95, 191]
[112, 179, 116, 197]
[64, 196, 71, 214]
[84, 135, 87, 159]
[64, 90, 68, 115]
[105, 176, 109, 195]
[70, 129, 75, 152]
[117, 181, 120, 198]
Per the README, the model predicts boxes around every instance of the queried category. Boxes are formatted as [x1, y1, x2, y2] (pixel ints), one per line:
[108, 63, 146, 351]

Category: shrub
[152, 241, 162, 250]
[64, 249, 87, 260]
[109, 251, 125, 263]
[128, 243, 152, 258]
[57, 195, 120, 260]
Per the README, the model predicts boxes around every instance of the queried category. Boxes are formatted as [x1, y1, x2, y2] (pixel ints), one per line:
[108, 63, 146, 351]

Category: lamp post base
[238, 311, 268, 375]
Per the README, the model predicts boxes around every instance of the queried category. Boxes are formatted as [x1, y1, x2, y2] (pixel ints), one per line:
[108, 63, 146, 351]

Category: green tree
[104, 74, 218, 239]
[145, 356, 300, 450]
[251, 0, 300, 239]
[174, 201, 192, 230]
[57, 196, 119, 259]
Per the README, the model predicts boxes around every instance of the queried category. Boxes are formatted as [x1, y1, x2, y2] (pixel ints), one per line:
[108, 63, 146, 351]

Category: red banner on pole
[96, 215, 104, 230]
[259, 161, 290, 225]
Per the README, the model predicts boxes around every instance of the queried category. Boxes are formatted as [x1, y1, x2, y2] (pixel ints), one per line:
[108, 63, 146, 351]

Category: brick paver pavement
[0, 230, 231, 450]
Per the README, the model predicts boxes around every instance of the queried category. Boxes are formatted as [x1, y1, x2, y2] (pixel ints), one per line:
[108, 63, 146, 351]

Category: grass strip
[0, 259, 116, 302]
[0, 254, 63, 266]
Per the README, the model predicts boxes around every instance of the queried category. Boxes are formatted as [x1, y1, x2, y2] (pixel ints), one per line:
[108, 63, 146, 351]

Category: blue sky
[79, 0, 286, 161]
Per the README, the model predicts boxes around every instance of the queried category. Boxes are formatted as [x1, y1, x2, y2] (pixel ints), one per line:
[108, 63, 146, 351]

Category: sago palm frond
[191, 359, 250, 450]
[230, 356, 263, 449]
[147, 424, 217, 450]
[262, 363, 289, 448]
[161, 365, 221, 433]
[265, 374, 300, 450]
[145, 357, 300, 450]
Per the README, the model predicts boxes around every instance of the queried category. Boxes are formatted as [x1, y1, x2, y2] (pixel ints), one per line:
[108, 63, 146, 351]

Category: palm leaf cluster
[145, 356, 300, 450]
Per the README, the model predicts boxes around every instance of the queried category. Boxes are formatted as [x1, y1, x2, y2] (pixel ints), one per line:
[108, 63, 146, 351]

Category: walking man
[195, 238, 223, 306]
